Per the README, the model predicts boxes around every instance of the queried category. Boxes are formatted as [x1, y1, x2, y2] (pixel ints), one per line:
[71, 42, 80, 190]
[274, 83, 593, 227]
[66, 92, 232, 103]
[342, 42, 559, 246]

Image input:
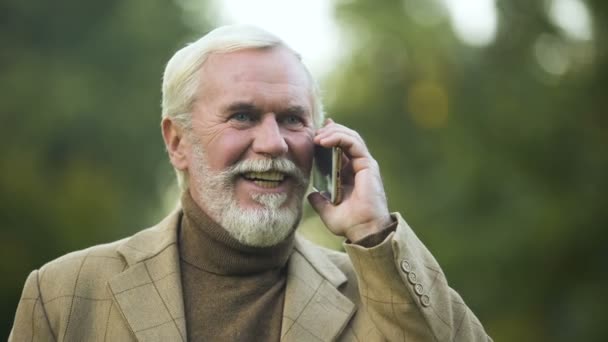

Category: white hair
[161, 24, 325, 190]
[190, 143, 308, 247]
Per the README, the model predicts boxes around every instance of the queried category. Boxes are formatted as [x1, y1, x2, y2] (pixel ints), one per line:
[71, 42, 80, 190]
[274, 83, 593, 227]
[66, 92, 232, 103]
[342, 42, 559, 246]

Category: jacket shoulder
[36, 208, 182, 299]
[15, 237, 131, 338]
[37, 237, 129, 302]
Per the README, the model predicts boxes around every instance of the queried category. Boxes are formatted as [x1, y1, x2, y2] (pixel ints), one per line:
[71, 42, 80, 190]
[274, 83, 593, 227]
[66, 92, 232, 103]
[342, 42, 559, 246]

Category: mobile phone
[312, 145, 343, 204]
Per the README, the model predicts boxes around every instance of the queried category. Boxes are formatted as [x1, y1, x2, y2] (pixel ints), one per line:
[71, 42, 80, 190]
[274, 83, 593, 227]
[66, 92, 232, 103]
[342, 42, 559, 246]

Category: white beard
[189, 143, 309, 247]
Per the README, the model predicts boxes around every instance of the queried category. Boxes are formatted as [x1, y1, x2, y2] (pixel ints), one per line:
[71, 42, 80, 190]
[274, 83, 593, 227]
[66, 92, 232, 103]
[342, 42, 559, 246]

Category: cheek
[288, 133, 314, 172]
[203, 131, 253, 170]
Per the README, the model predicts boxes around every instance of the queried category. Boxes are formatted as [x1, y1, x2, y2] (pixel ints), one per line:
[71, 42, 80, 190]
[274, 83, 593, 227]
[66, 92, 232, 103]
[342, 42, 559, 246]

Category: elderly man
[11, 25, 491, 341]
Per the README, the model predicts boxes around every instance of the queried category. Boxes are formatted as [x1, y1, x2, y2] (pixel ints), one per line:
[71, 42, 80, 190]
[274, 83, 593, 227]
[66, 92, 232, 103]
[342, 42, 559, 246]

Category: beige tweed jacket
[10, 211, 491, 341]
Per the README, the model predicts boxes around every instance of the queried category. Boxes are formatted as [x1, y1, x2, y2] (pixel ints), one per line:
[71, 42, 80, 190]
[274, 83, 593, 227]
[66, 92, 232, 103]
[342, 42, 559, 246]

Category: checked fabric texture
[10, 211, 491, 341]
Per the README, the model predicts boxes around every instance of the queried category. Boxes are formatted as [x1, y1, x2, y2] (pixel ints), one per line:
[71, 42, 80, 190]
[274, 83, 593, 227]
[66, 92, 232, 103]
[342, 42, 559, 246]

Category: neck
[179, 190, 294, 275]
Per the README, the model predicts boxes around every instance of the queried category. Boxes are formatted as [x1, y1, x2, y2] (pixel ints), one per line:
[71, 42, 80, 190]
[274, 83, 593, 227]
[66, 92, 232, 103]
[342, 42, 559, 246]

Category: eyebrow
[223, 102, 308, 117]
[281, 105, 307, 116]
[223, 102, 260, 115]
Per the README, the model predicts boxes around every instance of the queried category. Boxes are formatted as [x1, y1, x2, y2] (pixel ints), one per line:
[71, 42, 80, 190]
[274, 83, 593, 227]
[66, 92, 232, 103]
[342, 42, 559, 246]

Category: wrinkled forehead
[195, 47, 314, 114]
[199, 47, 312, 94]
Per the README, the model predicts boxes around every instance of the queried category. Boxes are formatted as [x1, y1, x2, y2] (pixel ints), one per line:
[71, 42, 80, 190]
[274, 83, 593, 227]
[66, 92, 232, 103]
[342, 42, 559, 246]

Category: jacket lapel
[108, 210, 187, 341]
[281, 236, 356, 341]
[105, 210, 356, 341]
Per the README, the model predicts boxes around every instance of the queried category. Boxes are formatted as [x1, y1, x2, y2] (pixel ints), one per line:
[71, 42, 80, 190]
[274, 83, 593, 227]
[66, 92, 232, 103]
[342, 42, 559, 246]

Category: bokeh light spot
[441, 0, 498, 46]
[216, 0, 339, 77]
[534, 34, 570, 76]
[547, 0, 593, 41]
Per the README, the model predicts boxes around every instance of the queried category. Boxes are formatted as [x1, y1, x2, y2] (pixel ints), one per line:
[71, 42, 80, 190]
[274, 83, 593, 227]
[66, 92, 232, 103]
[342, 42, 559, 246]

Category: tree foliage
[2, 0, 606, 340]
[0, 0, 206, 336]
[321, 0, 607, 340]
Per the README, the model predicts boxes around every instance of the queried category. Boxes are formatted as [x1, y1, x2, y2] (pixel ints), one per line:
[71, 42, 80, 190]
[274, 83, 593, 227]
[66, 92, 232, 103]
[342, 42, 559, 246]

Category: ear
[161, 117, 189, 171]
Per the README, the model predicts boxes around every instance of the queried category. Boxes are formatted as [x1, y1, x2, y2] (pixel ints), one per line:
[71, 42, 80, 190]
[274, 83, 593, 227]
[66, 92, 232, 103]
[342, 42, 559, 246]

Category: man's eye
[283, 115, 304, 126]
[231, 112, 253, 122]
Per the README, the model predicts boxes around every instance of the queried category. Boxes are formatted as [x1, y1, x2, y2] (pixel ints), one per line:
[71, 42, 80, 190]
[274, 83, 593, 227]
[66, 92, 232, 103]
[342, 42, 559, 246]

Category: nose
[251, 115, 289, 157]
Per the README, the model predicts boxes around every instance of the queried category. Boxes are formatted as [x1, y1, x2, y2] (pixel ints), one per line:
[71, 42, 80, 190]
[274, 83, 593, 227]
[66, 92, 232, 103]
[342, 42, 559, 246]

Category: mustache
[221, 158, 309, 186]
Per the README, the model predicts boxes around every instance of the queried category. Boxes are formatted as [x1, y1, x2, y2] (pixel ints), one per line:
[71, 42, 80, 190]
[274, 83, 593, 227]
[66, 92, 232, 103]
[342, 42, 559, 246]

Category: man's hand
[308, 119, 392, 242]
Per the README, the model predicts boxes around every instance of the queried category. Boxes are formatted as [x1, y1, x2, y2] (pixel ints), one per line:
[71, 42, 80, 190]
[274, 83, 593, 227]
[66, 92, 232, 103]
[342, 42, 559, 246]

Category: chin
[223, 205, 301, 247]
[214, 193, 302, 247]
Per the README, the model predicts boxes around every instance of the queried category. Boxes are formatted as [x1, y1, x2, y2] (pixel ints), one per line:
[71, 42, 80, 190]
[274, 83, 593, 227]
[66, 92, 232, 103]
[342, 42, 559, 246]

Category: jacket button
[400, 260, 412, 273]
[407, 272, 417, 284]
[421, 295, 431, 307]
[414, 283, 424, 296]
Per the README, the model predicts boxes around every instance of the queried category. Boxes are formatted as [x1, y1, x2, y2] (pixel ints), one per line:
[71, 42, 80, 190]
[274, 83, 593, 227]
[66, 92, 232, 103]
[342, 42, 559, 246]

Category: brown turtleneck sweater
[179, 191, 293, 341]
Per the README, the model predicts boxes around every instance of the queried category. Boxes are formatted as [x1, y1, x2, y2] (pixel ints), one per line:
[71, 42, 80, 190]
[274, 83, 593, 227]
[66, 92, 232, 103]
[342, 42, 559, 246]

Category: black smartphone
[312, 145, 343, 204]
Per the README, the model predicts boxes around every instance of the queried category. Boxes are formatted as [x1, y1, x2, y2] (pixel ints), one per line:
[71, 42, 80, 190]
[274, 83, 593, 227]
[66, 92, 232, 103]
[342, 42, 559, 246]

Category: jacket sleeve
[10, 270, 56, 342]
[343, 212, 491, 341]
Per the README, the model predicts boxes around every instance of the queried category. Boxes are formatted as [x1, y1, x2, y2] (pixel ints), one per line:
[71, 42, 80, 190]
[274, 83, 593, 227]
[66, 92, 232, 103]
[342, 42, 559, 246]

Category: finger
[315, 124, 362, 143]
[340, 157, 355, 185]
[338, 149, 378, 178]
[315, 123, 364, 145]
[315, 130, 361, 146]
[316, 132, 370, 159]
[315, 123, 360, 141]
[307, 192, 333, 215]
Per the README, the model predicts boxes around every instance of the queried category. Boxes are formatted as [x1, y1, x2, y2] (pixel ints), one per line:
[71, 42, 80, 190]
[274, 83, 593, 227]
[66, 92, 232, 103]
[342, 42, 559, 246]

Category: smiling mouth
[242, 171, 286, 188]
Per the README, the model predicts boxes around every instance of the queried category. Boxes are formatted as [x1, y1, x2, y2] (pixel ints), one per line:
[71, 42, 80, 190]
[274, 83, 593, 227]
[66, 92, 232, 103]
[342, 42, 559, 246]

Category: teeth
[243, 171, 285, 182]
[253, 180, 281, 188]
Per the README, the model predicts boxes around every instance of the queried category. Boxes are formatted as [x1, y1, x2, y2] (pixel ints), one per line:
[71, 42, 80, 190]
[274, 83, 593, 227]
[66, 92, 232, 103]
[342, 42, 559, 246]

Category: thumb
[307, 192, 332, 216]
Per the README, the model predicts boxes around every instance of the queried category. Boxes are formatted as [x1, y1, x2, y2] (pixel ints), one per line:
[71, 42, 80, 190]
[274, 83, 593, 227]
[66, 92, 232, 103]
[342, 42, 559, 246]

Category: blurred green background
[1, 0, 606, 340]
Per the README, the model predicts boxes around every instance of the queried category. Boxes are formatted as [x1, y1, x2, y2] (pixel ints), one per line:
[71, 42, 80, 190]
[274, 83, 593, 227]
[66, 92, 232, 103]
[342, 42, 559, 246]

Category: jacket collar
[108, 209, 355, 341]
[281, 237, 356, 341]
[109, 209, 187, 341]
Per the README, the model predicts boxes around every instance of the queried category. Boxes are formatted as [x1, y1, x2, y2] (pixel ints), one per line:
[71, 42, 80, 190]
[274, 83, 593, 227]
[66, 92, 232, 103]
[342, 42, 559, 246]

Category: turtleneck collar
[179, 190, 294, 276]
